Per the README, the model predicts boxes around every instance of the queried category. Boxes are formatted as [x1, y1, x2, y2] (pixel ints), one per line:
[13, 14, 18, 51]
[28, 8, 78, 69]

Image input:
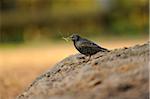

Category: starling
[70, 34, 109, 61]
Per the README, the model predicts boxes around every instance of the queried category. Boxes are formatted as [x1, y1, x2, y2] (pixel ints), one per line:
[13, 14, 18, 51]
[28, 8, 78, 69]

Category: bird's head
[70, 34, 80, 41]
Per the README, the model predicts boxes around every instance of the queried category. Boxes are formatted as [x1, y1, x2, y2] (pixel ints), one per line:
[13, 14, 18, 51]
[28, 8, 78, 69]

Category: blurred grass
[0, 32, 148, 47]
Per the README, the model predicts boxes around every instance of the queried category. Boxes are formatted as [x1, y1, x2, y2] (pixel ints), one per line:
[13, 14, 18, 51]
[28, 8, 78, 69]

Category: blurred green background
[0, 0, 149, 44]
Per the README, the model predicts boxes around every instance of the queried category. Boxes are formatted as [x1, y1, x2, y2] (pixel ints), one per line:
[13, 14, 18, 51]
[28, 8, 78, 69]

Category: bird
[70, 34, 109, 61]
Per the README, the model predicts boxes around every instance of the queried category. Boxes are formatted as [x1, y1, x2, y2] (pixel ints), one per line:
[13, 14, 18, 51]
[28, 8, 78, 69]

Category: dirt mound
[17, 42, 149, 99]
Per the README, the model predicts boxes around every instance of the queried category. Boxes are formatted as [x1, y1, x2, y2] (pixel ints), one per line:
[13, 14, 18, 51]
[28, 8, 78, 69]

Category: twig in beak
[62, 37, 69, 42]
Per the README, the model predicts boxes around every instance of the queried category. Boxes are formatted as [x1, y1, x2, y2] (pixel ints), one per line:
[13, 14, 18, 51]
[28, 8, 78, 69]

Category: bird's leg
[86, 55, 91, 62]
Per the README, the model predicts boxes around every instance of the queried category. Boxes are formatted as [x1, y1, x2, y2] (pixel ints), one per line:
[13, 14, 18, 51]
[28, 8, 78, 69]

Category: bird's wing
[80, 40, 99, 48]
[79, 39, 109, 52]
[78, 39, 100, 50]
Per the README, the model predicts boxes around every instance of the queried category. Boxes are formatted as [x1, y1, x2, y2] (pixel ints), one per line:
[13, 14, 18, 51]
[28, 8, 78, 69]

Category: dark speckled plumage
[70, 34, 109, 58]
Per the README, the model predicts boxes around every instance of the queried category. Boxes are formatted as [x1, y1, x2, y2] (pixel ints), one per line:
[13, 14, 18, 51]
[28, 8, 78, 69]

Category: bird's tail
[100, 47, 110, 52]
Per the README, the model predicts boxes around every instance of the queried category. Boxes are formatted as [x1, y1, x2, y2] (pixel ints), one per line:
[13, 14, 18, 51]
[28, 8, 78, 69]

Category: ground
[16, 42, 149, 99]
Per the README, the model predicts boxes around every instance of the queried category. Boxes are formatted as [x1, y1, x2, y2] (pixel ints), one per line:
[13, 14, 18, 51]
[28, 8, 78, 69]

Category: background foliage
[0, 0, 149, 43]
